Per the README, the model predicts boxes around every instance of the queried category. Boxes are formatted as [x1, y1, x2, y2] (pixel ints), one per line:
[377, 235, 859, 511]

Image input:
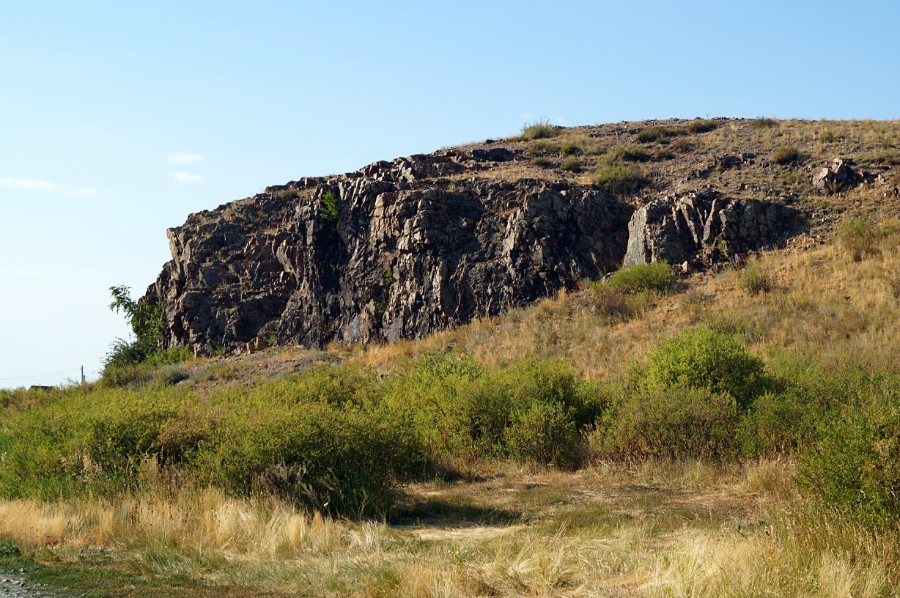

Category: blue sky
[1, 1, 898, 387]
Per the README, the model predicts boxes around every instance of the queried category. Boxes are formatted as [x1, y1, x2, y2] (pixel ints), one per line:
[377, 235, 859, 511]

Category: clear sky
[1, 1, 898, 388]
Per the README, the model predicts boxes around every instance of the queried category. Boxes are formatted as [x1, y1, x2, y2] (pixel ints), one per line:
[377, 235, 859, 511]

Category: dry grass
[1, 461, 895, 596]
[352, 216, 899, 380]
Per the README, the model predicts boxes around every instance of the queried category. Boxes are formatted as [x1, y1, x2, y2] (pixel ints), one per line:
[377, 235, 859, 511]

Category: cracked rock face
[146, 154, 632, 354]
[145, 150, 801, 355]
[623, 191, 798, 267]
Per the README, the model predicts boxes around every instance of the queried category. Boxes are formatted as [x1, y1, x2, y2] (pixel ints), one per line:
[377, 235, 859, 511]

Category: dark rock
[623, 191, 800, 267]
[147, 170, 631, 354]
[145, 145, 804, 355]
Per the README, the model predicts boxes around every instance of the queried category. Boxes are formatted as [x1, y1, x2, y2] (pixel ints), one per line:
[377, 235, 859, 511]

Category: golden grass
[1, 461, 896, 596]
[352, 215, 899, 380]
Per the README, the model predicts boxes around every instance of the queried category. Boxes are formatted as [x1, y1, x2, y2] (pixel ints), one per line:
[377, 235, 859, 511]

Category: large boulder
[812, 158, 863, 194]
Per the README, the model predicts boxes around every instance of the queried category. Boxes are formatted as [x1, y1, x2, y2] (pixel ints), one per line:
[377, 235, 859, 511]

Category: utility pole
[81, 365, 85, 386]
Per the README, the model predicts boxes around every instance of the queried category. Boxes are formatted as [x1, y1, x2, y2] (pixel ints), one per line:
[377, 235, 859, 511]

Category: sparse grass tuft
[773, 145, 801, 165]
[592, 164, 649, 196]
[687, 119, 718, 133]
[837, 216, 892, 260]
[519, 119, 559, 140]
[751, 117, 779, 129]
[739, 261, 774, 295]
[559, 157, 581, 172]
[636, 125, 683, 143]
[606, 262, 675, 295]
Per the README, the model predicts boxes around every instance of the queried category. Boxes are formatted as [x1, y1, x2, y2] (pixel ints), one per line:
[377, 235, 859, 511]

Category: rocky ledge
[144, 138, 815, 355]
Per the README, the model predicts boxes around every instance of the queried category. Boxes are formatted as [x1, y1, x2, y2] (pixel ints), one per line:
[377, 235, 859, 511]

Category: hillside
[1, 118, 898, 597]
[143, 118, 899, 356]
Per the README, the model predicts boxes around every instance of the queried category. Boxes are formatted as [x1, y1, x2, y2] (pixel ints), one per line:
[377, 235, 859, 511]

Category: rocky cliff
[144, 118, 881, 355]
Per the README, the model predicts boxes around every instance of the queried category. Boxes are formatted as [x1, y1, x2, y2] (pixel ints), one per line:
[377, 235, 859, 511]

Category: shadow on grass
[391, 498, 523, 527]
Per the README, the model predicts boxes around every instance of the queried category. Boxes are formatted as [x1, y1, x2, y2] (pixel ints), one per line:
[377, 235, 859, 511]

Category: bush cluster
[3, 327, 896, 527]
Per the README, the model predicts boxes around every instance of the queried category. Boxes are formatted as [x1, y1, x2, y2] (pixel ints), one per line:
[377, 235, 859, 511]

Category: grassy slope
[1, 118, 899, 597]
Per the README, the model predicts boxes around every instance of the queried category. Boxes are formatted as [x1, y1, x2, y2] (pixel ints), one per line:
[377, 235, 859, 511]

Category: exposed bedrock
[146, 151, 801, 355]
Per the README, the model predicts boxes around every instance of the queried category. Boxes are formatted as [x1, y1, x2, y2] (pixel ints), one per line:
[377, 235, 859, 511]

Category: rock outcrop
[147, 154, 633, 353]
[812, 158, 863, 194]
[145, 144, 802, 355]
[623, 191, 797, 267]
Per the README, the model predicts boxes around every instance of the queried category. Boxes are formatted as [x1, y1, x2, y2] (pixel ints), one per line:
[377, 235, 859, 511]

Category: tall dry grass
[1, 461, 896, 596]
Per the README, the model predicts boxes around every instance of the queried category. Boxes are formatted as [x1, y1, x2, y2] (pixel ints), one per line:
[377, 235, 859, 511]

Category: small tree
[104, 286, 166, 369]
[109, 285, 165, 345]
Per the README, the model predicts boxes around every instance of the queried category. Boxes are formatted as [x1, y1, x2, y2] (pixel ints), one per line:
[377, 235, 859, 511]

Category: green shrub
[382, 354, 601, 469]
[640, 326, 767, 409]
[819, 129, 836, 143]
[636, 126, 682, 143]
[592, 164, 649, 196]
[772, 145, 800, 165]
[606, 262, 675, 295]
[797, 379, 899, 527]
[519, 119, 559, 140]
[863, 148, 900, 165]
[505, 401, 584, 469]
[602, 145, 652, 163]
[531, 157, 553, 168]
[560, 157, 582, 172]
[319, 191, 341, 222]
[739, 262, 774, 295]
[837, 217, 891, 260]
[561, 141, 583, 155]
[526, 140, 559, 156]
[687, 119, 718, 133]
[750, 117, 778, 129]
[670, 137, 697, 153]
[597, 383, 739, 460]
[0, 367, 426, 518]
[199, 401, 420, 517]
[103, 338, 158, 371]
[736, 390, 824, 457]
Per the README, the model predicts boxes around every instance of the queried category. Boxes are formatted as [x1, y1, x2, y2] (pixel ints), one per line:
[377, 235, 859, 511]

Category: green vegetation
[773, 145, 801, 164]
[103, 286, 191, 379]
[602, 144, 652, 163]
[819, 128, 836, 143]
[319, 190, 341, 222]
[798, 379, 899, 527]
[739, 261, 774, 295]
[686, 119, 718, 133]
[559, 156, 581, 172]
[518, 118, 559, 140]
[636, 125, 683, 143]
[838, 216, 893, 260]
[751, 116, 779, 129]
[606, 262, 675, 295]
[592, 164, 649, 196]
[864, 148, 900, 165]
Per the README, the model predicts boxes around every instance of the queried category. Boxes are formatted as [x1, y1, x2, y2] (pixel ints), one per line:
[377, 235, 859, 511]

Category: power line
[0, 368, 82, 381]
